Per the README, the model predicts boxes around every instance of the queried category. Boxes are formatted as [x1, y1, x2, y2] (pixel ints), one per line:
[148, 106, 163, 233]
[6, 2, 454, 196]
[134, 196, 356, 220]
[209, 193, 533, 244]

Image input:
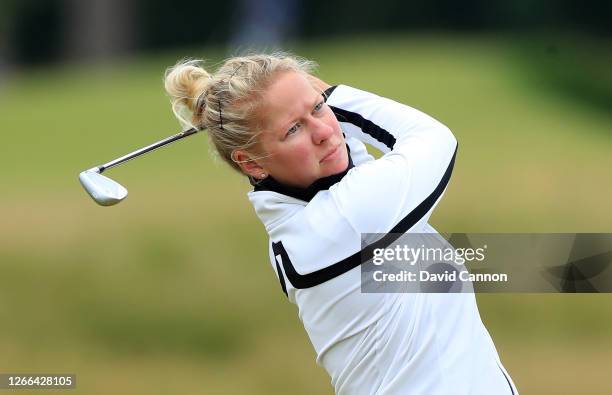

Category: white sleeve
[325, 85, 458, 234]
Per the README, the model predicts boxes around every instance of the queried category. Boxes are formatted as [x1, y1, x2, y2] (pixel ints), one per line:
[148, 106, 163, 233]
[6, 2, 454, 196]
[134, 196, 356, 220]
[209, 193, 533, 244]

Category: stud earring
[260, 173, 267, 179]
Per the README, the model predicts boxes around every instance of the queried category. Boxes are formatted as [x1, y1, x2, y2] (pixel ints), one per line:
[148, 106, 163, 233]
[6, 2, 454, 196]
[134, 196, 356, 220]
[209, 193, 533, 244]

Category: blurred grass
[510, 33, 612, 119]
[1, 34, 611, 394]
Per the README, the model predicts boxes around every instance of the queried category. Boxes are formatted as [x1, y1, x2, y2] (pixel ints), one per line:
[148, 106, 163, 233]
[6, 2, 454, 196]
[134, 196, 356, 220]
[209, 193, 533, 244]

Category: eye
[313, 100, 325, 112]
[286, 123, 300, 137]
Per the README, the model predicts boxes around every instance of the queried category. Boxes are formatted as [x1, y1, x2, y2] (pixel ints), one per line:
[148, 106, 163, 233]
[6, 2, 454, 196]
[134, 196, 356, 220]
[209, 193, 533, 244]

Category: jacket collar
[251, 143, 354, 202]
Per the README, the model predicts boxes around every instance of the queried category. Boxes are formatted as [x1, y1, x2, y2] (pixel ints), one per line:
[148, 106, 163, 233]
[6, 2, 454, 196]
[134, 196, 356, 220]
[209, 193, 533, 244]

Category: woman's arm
[323, 85, 457, 234]
[326, 85, 455, 155]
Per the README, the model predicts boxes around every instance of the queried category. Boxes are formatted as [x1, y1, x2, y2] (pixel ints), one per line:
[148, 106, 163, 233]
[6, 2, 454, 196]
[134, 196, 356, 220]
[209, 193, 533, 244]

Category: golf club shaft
[95, 127, 199, 173]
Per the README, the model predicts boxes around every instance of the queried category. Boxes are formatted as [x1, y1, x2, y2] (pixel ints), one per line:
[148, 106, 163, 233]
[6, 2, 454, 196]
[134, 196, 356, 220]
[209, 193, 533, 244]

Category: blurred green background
[1, 1, 612, 394]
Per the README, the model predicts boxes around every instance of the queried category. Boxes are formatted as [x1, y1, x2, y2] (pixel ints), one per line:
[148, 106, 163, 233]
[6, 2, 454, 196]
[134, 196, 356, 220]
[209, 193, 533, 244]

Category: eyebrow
[279, 93, 324, 133]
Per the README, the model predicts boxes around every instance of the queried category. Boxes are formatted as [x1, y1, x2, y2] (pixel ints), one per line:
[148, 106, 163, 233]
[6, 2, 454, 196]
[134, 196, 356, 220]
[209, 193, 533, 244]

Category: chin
[325, 151, 350, 176]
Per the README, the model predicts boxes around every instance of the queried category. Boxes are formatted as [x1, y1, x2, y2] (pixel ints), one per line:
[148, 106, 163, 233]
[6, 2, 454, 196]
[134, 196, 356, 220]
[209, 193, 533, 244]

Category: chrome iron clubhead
[79, 127, 199, 206]
[79, 168, 128, 206]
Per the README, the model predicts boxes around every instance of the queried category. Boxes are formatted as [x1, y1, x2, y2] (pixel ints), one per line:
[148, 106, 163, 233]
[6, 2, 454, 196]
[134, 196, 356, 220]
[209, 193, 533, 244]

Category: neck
[252, 144, 354, 202]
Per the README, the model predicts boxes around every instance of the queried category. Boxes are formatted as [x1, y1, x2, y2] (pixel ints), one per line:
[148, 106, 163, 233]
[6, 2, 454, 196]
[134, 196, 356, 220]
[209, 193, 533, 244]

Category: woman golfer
[164, 53, 518, 395]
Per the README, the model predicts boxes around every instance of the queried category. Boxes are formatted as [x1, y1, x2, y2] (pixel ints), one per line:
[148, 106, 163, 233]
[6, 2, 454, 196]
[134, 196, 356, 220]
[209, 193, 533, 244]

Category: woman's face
[253, 71, 349, 188]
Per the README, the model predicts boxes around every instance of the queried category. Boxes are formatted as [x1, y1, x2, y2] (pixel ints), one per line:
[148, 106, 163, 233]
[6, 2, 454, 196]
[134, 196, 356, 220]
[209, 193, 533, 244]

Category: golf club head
[79, 169, 128, 206]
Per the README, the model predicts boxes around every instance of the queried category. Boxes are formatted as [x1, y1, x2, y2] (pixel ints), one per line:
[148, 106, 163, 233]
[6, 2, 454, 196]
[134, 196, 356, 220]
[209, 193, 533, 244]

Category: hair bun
[164, 59, 210, 114]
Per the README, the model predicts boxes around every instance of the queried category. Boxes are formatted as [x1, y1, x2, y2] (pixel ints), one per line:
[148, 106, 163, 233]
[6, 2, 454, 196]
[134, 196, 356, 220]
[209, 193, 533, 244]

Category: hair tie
[217, 63, 246, 131]
[218, 98, 223, 130]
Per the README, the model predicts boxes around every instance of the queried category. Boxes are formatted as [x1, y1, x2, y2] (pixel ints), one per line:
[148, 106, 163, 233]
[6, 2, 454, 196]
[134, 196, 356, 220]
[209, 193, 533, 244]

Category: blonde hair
[164, 53, 317, 172]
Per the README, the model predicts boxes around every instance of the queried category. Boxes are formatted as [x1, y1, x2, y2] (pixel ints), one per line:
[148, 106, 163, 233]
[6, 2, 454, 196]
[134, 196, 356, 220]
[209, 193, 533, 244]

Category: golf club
[79, 127, 199, 206]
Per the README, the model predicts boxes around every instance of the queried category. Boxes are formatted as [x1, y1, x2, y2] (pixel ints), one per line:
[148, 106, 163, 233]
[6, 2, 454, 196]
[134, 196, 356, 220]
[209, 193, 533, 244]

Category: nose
[310, 117, 334, 145]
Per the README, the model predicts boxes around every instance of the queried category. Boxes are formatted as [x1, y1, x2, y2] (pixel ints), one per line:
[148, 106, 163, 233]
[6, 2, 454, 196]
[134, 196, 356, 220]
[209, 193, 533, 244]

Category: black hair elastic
[217, 63, 245, 131]
[218, 98, 223, 130]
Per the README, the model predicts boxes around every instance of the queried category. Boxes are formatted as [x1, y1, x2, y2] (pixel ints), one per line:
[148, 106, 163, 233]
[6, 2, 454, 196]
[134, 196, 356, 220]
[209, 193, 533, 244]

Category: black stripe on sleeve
[329, 105, 397, 150]
[271, 242, 288, 296]
[274, 144, 457, 290]
[323, 85, 338, 100]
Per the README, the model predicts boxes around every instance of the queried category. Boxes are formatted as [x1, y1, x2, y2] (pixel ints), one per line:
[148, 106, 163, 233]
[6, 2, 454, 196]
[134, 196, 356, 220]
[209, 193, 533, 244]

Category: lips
[320, 144, 340, 163]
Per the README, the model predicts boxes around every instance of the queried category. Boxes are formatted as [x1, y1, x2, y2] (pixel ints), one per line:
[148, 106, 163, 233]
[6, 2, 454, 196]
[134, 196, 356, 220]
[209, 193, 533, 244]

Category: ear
[232, 149, 268, 180]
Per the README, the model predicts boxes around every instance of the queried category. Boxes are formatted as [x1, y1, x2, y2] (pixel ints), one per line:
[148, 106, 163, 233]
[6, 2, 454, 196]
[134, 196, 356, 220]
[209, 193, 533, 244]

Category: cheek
[290, 141, 316, 163]
[272, 139, 314, 168]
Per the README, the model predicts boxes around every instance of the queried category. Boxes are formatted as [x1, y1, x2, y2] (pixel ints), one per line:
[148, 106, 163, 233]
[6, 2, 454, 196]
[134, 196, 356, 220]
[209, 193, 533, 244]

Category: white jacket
[248, 85, 517, 395]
